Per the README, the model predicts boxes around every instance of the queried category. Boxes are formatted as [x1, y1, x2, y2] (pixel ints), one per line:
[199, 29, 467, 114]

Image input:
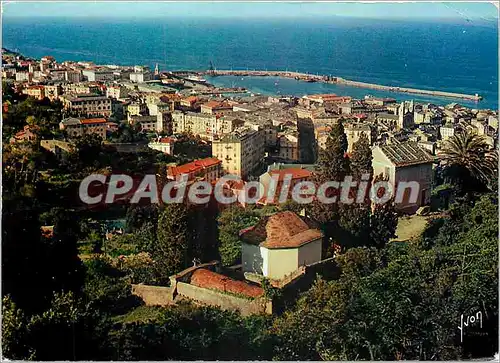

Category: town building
[440, 123, 455, 140]
[129, 71, 152, 83]
[258, 168, 312, 205]
[22, 85, 45, 100]
[212, 127, 265, 179]
[278, 132, 300, 161]
[240, 211, 323, 280]
[62, 83, 101, 95]
[82, 69, 114, 82]
[106, 85, 129, 100]
[167, 157, 222, 183]
[61, 94, 112, 117]
[44, 84, 62, 100]
[364, 96, 397, 106]
[172, 111, 244, 140]
[344, 124, 372, 153]
[127, 102, 148, 119]
[9, 125, 39, 144]
[15, 71, 33, 82]
[372, 142, 434, 213]
[148, 137, 175, 155]
[59, 117, 107, 140]
[156, 111, 173, 134]
[129, 115, 157, 132]
[200, 100, 235, 114]
[65, 70, 83, 83]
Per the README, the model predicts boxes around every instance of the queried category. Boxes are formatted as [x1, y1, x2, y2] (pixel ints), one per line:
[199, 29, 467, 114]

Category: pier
[187, 69, 482, 102]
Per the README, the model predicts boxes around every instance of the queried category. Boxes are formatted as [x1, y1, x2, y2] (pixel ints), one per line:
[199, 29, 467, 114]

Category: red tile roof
[81, 118, 107, 125]
[269, 168, 312, 181]
[158, 137, 175, 143]
[168, 157, 221, 179]
[190, 268, 263, 298]
[183, 96, 198, 103]
[240, 211, 323, 249]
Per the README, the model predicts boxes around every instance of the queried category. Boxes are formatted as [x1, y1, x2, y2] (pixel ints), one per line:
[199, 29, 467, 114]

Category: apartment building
[212, 127, 264, 179]
[172, 111, 244, 139]
[44, 84, 62, 101]
[278, 132, 300, 161]
[440, 123, 455, 140]
[61, 94, 112, 117]
[65, 70, 83, 83]
[23, 85, 45, 100]
[106, 85, 129, 100]
[200, 100, 235, 114]
[59, 117, 107, 140]
[167, 157, 222, 183]
[129, 115, 157, 132]
[82, 69, 114, 82]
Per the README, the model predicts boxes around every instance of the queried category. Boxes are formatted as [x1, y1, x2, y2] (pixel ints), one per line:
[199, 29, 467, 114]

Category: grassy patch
[113, 305, 165, 324]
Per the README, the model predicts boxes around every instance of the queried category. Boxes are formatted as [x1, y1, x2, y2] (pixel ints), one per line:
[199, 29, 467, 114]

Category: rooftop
[168, 157, 221, 178]
[190, 268, 263, 299]
[81, 118, 107, 125]
[240, 211, 322, 249]
[268, 168, 312, 181]
[379, 142, 435, 167]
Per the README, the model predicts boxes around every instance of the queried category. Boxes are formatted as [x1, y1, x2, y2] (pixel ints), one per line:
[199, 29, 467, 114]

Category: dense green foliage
[216, 205, 260, 266]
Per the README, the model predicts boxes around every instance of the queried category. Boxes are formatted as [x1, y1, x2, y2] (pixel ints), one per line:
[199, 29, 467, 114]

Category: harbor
[181, 69, 484, 102]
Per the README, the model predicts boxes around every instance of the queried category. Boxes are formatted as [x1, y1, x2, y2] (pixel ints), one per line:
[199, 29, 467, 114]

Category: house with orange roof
[60, 117, 107, 140]
[200, 100, 235, 115]
[167, 157, 222, 183]
[240, 211, 323, 280]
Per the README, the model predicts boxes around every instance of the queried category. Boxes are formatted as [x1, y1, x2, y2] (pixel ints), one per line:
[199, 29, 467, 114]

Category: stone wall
[176, 282, 272, 317]
[131, 284, 174, 306]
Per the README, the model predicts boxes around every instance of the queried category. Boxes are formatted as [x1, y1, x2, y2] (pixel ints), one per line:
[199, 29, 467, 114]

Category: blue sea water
[3, 17, 498, 109]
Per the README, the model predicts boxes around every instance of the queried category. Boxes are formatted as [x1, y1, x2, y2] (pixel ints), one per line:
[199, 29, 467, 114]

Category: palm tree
[439, 129, 497, 193]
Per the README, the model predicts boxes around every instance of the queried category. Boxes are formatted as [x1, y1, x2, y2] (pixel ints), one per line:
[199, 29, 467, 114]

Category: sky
[1, 1, 499, 20]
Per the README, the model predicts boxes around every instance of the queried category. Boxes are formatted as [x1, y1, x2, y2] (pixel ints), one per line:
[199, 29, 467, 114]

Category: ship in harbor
[185, 75, 207, 83]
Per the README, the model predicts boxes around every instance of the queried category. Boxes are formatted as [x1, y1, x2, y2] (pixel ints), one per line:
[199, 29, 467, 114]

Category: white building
[440, 124, 455, 140]
[148, 137, 175, 155]
[240, 211, 323, 280]
[130, 71, 152, 83]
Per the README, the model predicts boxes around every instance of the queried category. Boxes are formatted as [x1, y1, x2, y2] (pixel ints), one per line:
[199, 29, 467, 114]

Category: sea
[3, 16, 498, 109]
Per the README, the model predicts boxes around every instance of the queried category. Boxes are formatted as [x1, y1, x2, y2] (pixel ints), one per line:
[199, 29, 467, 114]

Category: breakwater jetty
[184, 70, 482, 102]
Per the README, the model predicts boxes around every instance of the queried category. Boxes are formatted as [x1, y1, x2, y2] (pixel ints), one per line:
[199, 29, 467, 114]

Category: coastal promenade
[190, 69, 482, 102]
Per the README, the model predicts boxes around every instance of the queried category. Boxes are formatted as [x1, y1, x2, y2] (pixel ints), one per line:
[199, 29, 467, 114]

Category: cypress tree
[308, 119, 350, 256]
[337, 133, 373, 250]
[155, 203, 191, 280]
[369, 173, 398, 248]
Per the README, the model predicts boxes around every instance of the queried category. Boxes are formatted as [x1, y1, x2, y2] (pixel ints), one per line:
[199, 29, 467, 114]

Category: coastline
[197, 70, 482, 102]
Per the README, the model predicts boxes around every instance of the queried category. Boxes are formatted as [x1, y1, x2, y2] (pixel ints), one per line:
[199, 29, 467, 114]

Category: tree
[349, 133, 373, 181]
[337, 134, 373, 249]
[154, 203, 192, 279]
[439, 129, 498, 195]
[273, 196, 498, 360]
[307, 120, 350, 255]
[125, 205, 160, 233]
[217, 205, 259, 266]
[369, 174, 398, 249]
